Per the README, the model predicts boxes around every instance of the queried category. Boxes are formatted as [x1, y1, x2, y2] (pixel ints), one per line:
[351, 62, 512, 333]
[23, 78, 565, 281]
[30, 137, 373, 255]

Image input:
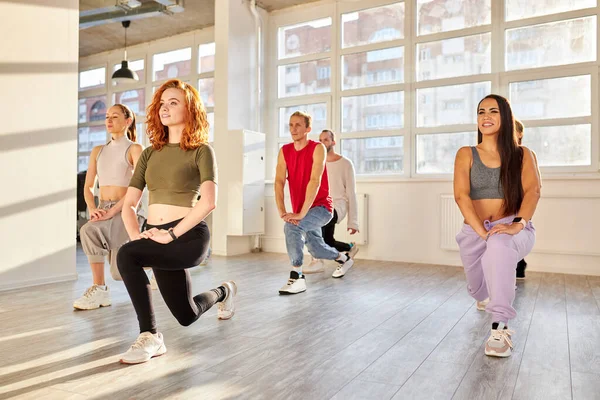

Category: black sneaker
[516, 259, 527, 280]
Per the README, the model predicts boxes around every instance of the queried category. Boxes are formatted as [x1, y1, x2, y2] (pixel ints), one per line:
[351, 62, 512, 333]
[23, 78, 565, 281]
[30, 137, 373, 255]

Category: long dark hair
[477, 94, 523, 215]
[114, 103, 137, 142]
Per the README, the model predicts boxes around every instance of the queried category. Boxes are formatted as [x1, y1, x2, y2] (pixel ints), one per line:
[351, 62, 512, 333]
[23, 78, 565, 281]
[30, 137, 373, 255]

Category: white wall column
[0, 0, 79, 290]
[212, 0, 268, 256]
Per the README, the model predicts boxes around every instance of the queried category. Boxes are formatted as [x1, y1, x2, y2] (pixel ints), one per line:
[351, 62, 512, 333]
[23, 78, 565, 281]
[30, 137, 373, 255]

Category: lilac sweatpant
[456, 215, 536, 324]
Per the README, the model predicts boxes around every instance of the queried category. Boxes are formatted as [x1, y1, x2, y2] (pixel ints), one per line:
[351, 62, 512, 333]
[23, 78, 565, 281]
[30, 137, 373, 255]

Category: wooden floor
[1, 247, 600, 400]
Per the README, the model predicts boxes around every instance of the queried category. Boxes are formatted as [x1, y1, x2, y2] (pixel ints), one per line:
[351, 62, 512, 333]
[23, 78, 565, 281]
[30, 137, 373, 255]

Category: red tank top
[282, 140, 332, 214]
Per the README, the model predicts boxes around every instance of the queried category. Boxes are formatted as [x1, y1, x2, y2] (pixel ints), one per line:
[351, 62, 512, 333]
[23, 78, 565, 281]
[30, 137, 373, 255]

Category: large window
[275, 14, 332, 148]
[339, 3, 406, 174]
[197, 42, 216, 142]
[78, 33, 215, 172]
[152, 48, 192, 81]
[79, 67, 106, 91]
[271, 1, 600, 177]
[414, 0, 492, 175]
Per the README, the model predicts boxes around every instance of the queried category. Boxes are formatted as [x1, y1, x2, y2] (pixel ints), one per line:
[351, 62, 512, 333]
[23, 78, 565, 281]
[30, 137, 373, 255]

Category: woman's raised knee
[79, 222, 96, 240]
[175, 313, 197, 327]
[116, 241, 138, 273]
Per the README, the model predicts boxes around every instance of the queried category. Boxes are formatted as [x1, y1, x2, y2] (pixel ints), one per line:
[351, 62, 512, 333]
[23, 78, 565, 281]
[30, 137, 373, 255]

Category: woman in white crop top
[74, 104, 143, 311]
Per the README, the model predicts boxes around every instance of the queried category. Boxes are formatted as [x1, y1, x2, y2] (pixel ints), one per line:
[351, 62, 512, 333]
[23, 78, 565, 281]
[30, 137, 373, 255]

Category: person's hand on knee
[90, 208, 107, 221]
[283, 213, 301, 225]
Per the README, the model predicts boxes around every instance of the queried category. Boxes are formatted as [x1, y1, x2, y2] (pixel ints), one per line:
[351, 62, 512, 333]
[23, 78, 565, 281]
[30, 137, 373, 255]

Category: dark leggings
[321, 210, 351, 253]
[117, 219, 223, 334]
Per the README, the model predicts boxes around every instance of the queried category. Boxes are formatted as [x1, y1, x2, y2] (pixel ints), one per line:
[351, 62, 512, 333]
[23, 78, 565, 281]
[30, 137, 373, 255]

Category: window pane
[112, 59, 145, 86]
[198, 43, 216, 73]
[278, 59, 331, 98]
[207, 112, 214, 143]
[510, 75, 591, 120]
[342, 3, 404, 48]
[198, 78, 214, 107]
[416, 132, 476, 174]
[78, 155, 90, 173]
[278, 18, 332, 59]
[417, 0, 491, 35]
[78, 126, 107, 152]
[506, 17, 596, 71]
[153, 48, 192, 81]
[417, 33, 491, 81]
[113, 89, 146, 116]
[79, 67, 105, 91]
[342, 136, 404, 175]
[135, 123, 144, 145]
[342, 47, 404, 90]
[79, 95, 107, 123]
[523, 125, 591, 166]
[279, 103, 327, 137]
[416, 82, 490, 127]
[342, 92, 404, 133]
[506, 0, 596, 21]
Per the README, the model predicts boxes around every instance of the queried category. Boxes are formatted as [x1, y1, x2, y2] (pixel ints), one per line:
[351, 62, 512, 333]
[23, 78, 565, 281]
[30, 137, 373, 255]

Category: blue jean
[284, 206, 340, 267]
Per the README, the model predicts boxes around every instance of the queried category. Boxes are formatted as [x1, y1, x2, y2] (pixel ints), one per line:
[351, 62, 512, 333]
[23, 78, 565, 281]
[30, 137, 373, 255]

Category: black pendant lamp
[112, 20, 139, 82]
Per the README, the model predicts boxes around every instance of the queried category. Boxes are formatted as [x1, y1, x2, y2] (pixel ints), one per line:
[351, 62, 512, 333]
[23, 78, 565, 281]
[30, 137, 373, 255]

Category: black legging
[117, 219, 223, 334]
[321, 210, 351, 253]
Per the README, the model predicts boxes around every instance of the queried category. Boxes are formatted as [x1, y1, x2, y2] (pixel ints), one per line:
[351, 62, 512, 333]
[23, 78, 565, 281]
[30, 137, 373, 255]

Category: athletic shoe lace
[490, 328, 514, 349]
[131, 334, 154, 350]
[83, 286, 99, 298]
[286, 278, 297, 286]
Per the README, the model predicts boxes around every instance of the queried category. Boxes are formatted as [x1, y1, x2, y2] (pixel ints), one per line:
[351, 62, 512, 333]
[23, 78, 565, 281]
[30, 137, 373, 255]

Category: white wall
[263, 178, 600, 276]
[212, 0, 268, 256]
[0, 0, 79, 290]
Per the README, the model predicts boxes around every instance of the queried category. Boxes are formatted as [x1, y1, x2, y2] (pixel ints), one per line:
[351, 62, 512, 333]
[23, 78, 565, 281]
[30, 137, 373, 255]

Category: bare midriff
[472, 198, 507, 223]
[99, 186, 128, 202]
[147, 204, 192, 225]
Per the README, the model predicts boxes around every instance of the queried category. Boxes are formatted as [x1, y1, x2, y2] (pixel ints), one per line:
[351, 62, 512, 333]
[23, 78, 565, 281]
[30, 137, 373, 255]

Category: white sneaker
[332, 256, 354, 278]
[73, 285, 111, 310]
[279, 271, 306, 294]
[120, 332, 167, 364]
[149, 272, 158, 291]
[303, 257, 324, 274]
[485, 324, 514, 358]
[348, 243, 359, 259]
[218, 281, 237, 320]
[476, 298, 490, 311]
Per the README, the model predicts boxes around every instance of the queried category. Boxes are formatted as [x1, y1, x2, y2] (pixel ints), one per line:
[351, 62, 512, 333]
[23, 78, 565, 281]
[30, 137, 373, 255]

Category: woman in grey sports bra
[453, 94, 541, 359]
[74, 104, 143, 311]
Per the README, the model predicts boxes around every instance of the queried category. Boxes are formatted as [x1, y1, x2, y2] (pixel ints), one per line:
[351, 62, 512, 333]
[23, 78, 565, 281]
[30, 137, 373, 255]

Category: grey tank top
[470, 147, 504, 200]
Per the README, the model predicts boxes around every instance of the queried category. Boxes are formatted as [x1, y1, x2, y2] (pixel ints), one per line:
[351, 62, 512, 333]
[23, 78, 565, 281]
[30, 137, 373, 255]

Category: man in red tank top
[275, 111, 354, 295]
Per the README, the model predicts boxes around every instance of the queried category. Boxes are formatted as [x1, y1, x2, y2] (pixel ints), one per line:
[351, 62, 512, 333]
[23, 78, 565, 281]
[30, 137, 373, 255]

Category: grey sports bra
[470, 147, 504, 200]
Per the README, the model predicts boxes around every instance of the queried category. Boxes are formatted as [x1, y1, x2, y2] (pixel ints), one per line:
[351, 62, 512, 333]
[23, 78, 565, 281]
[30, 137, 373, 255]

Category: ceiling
[79, 0, 322, 57]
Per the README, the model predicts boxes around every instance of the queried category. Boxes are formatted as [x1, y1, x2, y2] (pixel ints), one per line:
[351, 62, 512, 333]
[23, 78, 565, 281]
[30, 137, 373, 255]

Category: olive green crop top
[129, 143, 217, 207]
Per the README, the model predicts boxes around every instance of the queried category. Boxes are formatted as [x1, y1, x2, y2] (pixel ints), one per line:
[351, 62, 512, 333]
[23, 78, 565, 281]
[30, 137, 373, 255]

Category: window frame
[268, 0, 600, 181]
[77, 28, 215, 172]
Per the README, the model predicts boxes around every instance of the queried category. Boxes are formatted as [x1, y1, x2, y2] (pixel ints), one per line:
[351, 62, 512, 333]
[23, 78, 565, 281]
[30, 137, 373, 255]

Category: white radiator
[440, 194, 463, 251]
[336, 193, 368, 245]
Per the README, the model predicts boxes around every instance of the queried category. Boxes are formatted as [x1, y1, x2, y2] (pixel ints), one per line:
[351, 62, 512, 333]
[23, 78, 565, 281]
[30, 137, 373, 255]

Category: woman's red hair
[146, 79, 209, 150]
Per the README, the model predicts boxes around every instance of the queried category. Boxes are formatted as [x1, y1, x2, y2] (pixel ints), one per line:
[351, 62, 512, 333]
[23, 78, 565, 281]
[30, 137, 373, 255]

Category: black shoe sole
[278, 290, 306, 295]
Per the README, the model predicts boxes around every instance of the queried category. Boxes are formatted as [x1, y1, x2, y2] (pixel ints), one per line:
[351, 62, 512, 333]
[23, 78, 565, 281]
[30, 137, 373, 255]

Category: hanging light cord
[124, 24, 128, 60]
